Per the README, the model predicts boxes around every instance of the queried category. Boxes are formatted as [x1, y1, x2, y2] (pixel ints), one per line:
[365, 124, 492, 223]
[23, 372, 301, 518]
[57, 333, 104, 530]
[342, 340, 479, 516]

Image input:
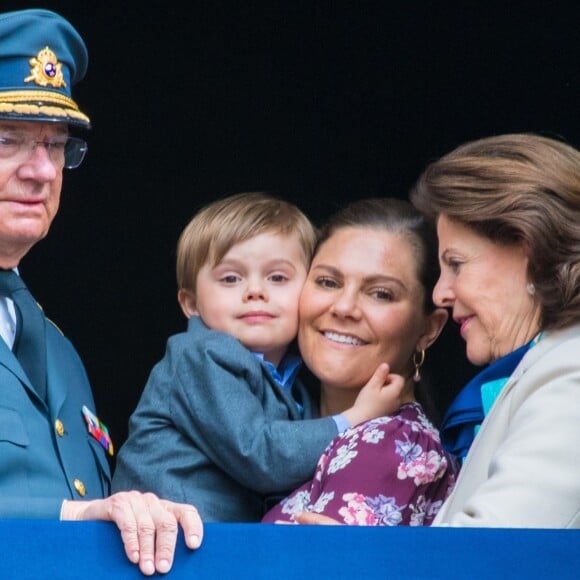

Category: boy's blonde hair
[176, 192, 317, 291]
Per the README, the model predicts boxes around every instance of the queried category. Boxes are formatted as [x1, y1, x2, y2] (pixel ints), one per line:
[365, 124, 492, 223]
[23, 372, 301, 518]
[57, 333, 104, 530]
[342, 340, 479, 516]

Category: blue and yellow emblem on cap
[0, 9, 90, 128]
[25, 47, 67, 89]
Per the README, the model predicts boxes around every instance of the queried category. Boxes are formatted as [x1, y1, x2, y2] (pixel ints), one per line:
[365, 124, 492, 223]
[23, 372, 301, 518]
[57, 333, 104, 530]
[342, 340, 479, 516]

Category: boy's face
[181, 231, 308, 366]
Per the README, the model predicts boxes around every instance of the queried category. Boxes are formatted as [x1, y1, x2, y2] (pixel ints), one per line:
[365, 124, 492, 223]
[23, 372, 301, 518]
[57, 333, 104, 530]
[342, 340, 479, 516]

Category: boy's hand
[342, 363, 405, 428]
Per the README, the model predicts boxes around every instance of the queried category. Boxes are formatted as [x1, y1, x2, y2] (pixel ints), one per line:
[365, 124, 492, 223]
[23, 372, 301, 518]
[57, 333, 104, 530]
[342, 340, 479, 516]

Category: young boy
[112, 192, 397, 521]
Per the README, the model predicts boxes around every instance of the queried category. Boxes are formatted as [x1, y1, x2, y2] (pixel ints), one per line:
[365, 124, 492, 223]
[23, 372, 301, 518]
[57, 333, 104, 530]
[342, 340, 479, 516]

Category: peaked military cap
[0, 9, 90, 128]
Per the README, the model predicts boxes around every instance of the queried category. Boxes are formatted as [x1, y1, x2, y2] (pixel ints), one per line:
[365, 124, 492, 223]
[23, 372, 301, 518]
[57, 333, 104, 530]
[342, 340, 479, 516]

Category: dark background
[6, 1, 580, 464]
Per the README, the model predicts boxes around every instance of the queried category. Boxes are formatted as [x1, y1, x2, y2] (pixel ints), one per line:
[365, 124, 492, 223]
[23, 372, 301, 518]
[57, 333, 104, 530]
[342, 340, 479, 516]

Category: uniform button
[55, 419, 64, 437]
[73, 479, 86, 497]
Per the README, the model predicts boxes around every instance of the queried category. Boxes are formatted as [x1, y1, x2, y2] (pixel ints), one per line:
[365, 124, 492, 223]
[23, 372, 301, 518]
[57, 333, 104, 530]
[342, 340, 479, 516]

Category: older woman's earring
[526, 283, 536, 296]
[413, 350, 426, 383]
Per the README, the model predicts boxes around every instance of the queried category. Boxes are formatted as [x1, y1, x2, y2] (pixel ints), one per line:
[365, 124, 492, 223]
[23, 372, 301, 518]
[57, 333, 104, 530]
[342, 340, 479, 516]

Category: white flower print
[310, 492, 335, 514]
[328, 433, 359, 474]
[280, 490, 311, 517]
[362, 427, 385, 444]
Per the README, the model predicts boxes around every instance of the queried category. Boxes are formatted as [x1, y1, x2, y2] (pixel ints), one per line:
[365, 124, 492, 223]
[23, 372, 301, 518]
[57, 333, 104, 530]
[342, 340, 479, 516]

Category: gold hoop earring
[413, 350, 425, 383]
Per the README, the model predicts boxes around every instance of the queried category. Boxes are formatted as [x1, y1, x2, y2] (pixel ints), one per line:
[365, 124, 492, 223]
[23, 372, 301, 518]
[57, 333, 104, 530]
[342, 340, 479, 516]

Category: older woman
[407, 133, 580, 528]
[263, 198, 459, 525]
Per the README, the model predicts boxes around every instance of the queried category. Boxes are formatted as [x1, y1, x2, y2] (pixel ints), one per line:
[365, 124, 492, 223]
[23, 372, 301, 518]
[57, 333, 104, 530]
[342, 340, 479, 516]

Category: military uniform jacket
[0, 319, 112, 518]
[112, 316, 338, 522]
[434, 324, 580, 528]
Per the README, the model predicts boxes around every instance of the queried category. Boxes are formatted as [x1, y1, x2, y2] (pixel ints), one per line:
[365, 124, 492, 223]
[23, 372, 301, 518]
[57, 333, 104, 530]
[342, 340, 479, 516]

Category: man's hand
[61, 491, 203, 576]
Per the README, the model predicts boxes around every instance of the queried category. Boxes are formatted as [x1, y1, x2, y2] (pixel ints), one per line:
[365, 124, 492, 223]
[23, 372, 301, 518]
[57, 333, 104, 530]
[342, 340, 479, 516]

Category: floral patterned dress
[262, 403, 460, 526]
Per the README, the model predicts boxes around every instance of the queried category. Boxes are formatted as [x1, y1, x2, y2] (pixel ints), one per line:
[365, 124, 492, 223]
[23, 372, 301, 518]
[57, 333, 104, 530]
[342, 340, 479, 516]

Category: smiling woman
[263, 197, 459, 526]
[300, 225, 438, 402]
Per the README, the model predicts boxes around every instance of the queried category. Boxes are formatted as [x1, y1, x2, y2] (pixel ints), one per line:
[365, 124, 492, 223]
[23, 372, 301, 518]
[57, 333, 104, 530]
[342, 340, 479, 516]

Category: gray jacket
[112, 316, 337, 521]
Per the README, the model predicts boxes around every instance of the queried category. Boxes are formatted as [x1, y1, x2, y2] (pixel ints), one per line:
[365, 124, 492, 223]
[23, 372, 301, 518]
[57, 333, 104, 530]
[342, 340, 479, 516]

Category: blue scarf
[441, 341, 533, 459]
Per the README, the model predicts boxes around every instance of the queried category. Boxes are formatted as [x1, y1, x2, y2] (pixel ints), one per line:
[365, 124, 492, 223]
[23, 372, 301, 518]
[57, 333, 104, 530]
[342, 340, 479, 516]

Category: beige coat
[434, 324, 580, 528]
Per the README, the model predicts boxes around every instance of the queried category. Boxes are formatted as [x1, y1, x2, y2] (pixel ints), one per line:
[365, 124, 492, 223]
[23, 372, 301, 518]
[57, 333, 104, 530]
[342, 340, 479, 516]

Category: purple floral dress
[262, 403, 459, 526]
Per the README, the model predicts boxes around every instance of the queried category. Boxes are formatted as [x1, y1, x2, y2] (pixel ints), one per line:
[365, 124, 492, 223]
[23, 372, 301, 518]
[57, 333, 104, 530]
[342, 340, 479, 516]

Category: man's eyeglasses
[0, 132, 88, 169]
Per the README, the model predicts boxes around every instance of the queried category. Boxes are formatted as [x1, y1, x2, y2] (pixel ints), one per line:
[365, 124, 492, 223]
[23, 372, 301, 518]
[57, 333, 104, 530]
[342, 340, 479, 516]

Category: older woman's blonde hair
[176, 191, 317, 291]
[410, 133, 580, 331]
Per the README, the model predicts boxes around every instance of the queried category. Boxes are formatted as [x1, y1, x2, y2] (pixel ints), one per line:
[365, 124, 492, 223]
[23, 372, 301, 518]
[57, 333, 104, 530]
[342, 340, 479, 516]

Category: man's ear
[177, 288, 198, 319]
[417, 307, 448, 351]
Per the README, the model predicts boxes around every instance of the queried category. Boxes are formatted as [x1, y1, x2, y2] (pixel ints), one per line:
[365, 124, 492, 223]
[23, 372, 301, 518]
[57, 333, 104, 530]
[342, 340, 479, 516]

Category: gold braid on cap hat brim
[0, 90, 90, 124]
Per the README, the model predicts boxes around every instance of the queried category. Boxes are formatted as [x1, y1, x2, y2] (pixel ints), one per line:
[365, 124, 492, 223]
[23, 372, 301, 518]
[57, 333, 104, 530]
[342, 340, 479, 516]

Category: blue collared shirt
[252, 352, 303, 415]
[252, 351, 349, 432]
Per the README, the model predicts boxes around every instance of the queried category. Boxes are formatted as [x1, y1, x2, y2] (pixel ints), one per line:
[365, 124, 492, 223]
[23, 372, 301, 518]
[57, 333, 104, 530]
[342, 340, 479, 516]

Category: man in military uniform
[0, 8, 203, 576]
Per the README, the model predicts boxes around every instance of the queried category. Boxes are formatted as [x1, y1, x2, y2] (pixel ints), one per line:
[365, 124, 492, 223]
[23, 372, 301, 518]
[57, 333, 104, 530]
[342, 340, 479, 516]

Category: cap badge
[25, 46, 67, 89]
